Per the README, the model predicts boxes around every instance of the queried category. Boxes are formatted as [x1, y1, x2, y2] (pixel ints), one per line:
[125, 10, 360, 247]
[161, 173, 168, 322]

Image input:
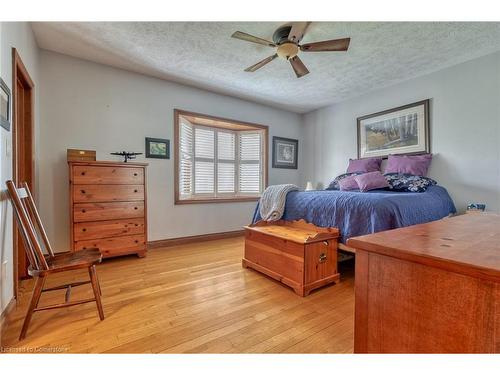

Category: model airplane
[110, 151, 143, 163]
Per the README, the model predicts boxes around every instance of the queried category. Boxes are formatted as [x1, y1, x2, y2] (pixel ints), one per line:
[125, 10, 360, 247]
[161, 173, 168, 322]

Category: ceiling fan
[231, 22, 350, 78]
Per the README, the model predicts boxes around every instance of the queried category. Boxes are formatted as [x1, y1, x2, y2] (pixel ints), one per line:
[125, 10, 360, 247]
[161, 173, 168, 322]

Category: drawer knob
[135, 240, 139, 243]
[81, 172, 86, 176]
[81, 190, 86, 194]
[134, 207, 138, 210]
[319, 253, 327, 263]
[82, 228, 87, 232]
[83, 247, 87, 250]
[134, 189, 138, 193]
[134, 173, 138, 176]
[82, 209, 86, 213]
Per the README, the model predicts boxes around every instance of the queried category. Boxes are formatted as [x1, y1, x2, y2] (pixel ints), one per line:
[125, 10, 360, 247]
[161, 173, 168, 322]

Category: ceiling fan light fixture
[276, 42, 299, 60]
[233, 23, 350, 77]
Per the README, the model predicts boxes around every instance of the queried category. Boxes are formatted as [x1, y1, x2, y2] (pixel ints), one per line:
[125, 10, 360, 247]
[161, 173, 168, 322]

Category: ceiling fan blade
[288, 22, 310, 43]
[289, 56, 309, 78]
[300, 37, 350, 52]
[231, 31, 276, 47]
[244, 54, 278, 72]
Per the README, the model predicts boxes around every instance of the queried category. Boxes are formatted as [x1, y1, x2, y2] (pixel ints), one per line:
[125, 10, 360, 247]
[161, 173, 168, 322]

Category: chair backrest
[6, 180, 55, 271]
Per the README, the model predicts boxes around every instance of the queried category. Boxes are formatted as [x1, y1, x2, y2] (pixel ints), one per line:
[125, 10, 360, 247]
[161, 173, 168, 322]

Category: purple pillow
[385, 154, 432, 176]
[346, 157, 382, 173]
[338, 175, 359, 191]
[354, 171, 389, 192]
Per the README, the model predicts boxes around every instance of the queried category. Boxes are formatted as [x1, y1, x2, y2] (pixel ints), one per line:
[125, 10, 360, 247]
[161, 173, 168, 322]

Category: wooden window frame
[174, 109, 268, 204]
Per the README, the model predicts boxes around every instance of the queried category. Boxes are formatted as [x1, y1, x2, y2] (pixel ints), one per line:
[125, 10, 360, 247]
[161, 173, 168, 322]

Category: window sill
[175, 196, 260, 205]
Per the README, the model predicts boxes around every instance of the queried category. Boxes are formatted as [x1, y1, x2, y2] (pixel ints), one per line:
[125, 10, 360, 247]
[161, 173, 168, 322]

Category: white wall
[301, 51, 500, 213]
[39, 51, 304, 251]
[0, 22, 40, 313]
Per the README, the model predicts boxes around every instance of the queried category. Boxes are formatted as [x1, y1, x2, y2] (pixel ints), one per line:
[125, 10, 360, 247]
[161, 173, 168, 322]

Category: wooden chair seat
[6, 180, 105, 340]
[29, 248, 103, 277]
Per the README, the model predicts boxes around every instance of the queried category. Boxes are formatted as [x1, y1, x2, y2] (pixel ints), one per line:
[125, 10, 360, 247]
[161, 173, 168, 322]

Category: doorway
[12, 48, 35, 298]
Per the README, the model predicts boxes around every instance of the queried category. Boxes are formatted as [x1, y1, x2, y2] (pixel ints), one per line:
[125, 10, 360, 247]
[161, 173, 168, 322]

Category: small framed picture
[272, 136, 298, 169]
[0, 77, 11, 131]
[357, 99, 430, 159]
[145, 137, 170, 159]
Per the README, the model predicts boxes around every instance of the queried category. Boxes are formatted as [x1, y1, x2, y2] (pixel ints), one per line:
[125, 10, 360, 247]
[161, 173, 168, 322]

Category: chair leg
[19, 275, 46, 340]
[96, 272, 102, 296]
[88, 265, 105, 320]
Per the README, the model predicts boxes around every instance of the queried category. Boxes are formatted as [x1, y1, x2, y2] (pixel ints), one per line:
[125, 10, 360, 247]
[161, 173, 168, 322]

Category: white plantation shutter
[239, 132, 262, 194]
[177, 115, 265, 201]
[194, 127, 215, 194]
[194, 161, 215, 193]
[239, 133, 261, 160]
[217, 162, 235, 193]
[194, 127, 215, 159]
[217, 131, 236, 193]
[179, 120, 194, 197]
[217, 131, 235, 160]
[239, 164, 260, 193]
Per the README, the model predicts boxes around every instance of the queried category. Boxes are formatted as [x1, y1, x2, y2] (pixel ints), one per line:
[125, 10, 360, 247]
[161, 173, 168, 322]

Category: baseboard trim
[0, 297, 16, 344]
[148, 229, 245, 249]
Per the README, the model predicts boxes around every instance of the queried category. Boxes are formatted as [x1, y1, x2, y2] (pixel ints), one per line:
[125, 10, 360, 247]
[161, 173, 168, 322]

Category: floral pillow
[384, 173, 437, 192]
[326, 172, 363, 190]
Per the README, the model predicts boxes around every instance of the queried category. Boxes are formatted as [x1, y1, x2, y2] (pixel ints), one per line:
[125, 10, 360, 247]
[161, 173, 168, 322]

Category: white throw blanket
[259, 184, 299, 222]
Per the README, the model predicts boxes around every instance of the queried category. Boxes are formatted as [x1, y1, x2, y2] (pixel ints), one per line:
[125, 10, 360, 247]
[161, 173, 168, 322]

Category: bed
[252, 185, 456, 245]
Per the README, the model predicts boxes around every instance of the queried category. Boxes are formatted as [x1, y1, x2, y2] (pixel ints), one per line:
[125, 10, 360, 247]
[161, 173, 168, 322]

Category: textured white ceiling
[32, 22, 500, 113]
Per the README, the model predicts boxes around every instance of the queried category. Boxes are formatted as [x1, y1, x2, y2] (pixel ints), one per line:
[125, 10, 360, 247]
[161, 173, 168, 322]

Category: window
[175, 109, 268, 204]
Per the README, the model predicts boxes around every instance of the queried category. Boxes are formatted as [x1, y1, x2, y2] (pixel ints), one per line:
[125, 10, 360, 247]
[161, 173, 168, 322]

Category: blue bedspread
[252, 186, 456, 243]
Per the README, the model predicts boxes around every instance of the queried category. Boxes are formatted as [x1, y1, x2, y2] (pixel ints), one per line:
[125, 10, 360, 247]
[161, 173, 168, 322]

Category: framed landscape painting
[272, 136, 298, 169]
[145, 137, 170, 159]
[357, 99, 430, 159]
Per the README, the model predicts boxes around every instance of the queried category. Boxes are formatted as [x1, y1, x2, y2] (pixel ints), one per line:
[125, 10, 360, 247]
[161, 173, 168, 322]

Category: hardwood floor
[1, 237, 354, 353]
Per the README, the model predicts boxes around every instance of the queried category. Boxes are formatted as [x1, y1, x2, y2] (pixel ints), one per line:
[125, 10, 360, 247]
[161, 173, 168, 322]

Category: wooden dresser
[69, 161, 148, 258]
[347, 214, 500, 353]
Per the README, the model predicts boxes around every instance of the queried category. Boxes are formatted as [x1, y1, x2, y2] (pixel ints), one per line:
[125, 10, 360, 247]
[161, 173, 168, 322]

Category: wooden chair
[6, 180, 105, 340]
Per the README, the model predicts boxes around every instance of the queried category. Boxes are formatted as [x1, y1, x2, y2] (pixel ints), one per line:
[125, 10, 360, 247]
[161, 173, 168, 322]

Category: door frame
[12, 48, 35, 299]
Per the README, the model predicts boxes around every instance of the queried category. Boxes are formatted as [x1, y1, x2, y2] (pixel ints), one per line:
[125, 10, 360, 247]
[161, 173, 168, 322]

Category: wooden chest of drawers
[69, 161, 148, 258]
[243, 220, 340, 296]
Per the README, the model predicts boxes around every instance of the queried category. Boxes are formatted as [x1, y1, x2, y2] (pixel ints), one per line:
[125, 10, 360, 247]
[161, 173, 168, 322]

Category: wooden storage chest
[243, 220, 340, 296]
[69, 161, 148, 258]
